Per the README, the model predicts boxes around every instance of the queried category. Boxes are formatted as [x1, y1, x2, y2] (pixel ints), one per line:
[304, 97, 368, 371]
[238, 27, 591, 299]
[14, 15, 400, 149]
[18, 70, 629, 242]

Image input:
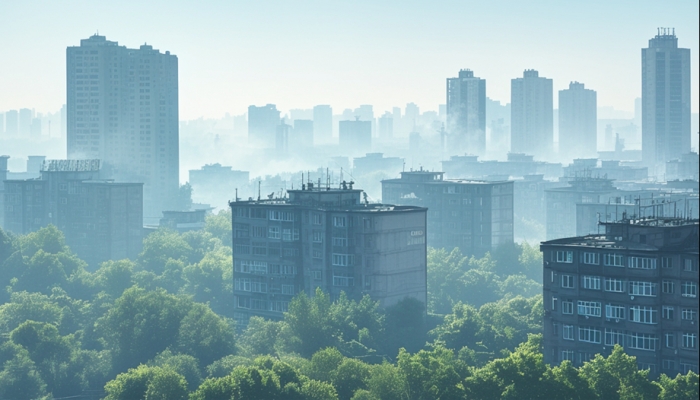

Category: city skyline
[0, 1, 698, 120]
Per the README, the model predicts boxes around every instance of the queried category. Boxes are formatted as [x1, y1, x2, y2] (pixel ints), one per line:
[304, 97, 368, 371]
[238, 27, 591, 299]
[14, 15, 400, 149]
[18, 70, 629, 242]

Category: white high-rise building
[558, 82, 597, 161]
[642, 29, 691, 171]
[446, 69, 486, 155]
[511, 69, 553, 159]
[66, 35, 179, 222]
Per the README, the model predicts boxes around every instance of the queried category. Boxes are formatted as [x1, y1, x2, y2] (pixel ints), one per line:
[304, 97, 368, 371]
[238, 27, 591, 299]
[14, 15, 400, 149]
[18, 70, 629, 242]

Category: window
[605, 278, 624, 292]
[682, 333, 697, 349]
[628, 256, 656, 269]
[629, 306, 658, 324]
[234, 244, 250, 255]
[579, 326, 601, 343]
[563, 325, 574, 340]
[313, 214, 322, 225]
[293, 229, 300, 241]
[312, 270, 322, 280]
[682, 309, 697, 321]
[662, 359, 676, 371]
[251, 281, 268, 293]
[606, 304, 625, 320]
[663, 306, 675, 320]
[251, 226, 266, 237]
[605, 328, 625, 346]
[333, 275, 354, 287]
[556, 251, 573, 263]
[282, 229, 292, 241]
[252, 243, 267, 256]
[638, 363, 656, 374]
[250, 261, 268, 274]
[629, 281, 657, 297]
[561, 275, 575, 288]
[268, 226, 280, 239]
[627, 332, 658, 351]
[582, 252, 600, 265]
[312, 231, 323, 243]
[684, 259, 697, 272]
[682, 281, 697, 298]
[269, 301, 289, 312]
[661, 257, 672, 268]
[665, 333, 676, 348]
[281, 265, 297, 275]
[551, 297, 558, 312]
[552, 322, 559, 336]
[604, 253, 624, 267]
[562, 300, 574, 315]
[578, 301, 601, 317]
[662, 280, 675, 294]
[234, 278, 251, 291]
[561, 350, 574, 362]
[282, 248, 299, 257]
[333, 216, 346, 227]
[582, 276, 601, 290]
[332, 253, 354, 266]
[681, 363, 698, 374]
[312, 249, 323, 259]
[332, 237, 348, 246]
[281, 285, 294, 295]
[269, 210, 294, 221]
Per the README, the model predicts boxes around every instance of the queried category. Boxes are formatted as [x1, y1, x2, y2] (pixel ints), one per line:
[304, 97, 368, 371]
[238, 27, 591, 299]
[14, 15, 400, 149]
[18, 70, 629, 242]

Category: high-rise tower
[559, 82, 597, 161]
[66, 35, 179, 222]
[446, 69, 486, 155]
[642, 28, 691, 171]
[511, 69, 553, 159]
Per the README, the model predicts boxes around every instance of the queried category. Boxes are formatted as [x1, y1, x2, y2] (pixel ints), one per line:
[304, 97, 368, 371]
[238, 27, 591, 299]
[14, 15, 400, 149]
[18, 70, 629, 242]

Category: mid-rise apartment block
[446, 69, 486, 156]
[559, 82, 597, 161]
[382, 170, 513, 256]
[230, 183, 427, 327]
[541, 218, 699, 376]
[248, 104, 280, 148]
[511, 69, 553, 160]
[339, 119, 372, 156]
[3, 160, 143, 267]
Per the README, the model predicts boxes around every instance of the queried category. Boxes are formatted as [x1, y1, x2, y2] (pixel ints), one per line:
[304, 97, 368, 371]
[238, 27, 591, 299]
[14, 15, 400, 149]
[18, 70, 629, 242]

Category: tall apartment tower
[5, 110, 18, 136]
[541, 218, 699, 376]
[446, 69, 486, 155]
[313, 105, 333, 144]
[559, 82, 597, 161]
[248, 104, 280, 148]
[66, 35, 179, 222]
[339, 119, 372, 155]
[642, 29, 691, 170]
[511, 69, 553, 159]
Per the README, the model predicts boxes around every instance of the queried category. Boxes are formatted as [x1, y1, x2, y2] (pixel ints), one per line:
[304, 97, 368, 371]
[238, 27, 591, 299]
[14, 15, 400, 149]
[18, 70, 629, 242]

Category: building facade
[446, 69, 486, 156]
[382, 170, 513, 256]
[559, 82, 597, 161]
[641, 29, 691, 171]
[66, 35, 179, 223]
[339, 120, 372, 156]
[511, 69, 553, 159]
[3, 159, 143, 267]
[313, 105, 333, 144]
[230, 184, 427, 327]
[541, 218, 699, 376]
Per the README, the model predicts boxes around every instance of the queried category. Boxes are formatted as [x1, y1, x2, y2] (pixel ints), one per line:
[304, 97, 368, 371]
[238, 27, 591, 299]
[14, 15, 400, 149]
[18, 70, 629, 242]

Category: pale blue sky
[1, 0, 697, 119]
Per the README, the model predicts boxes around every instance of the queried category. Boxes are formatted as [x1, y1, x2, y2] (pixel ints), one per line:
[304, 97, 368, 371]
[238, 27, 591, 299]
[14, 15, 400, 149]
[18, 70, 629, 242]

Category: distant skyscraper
[446, 69, 486, 155]
[378, 112, 393, 139]
[559, 82, 597, 160]
[511, 69, 553, 159]
[642, 29, 691, 169]
[19, 108, 32, 137]
[339, 119, 372, 155]
[5, 110, 18, 135]
[30, 117, 42, 138]
[248, 104, 280, 148]
[293, 119, 314, 149]
[66, 35, 179, 222]
[405, 103, 419, 127]
[313, 105, 332, 143]
[276, 119, 292, 155]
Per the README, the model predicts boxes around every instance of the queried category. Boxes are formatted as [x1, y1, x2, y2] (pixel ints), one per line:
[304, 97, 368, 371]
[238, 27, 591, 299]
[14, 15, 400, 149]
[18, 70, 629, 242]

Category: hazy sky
[1, 0, 697, 120]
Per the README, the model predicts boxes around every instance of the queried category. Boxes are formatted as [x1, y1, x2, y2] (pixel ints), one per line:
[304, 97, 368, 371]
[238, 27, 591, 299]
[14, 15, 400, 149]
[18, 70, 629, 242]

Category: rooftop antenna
[257, 180, 261, 201]
[235, 188, 238, 202]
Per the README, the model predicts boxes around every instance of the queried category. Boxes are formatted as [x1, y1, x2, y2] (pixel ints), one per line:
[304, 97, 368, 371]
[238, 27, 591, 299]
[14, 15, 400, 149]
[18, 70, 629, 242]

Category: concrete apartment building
[66, 35, 179, 223]
[446, 69, 486, 156]
[511, 70, 553, 160]
[441, 153, 563, 181]
[313, 105, 333, 144]
[541, 217, 699, 376]
[382, 170, 513, 256]
[189, 164, 250, 210]
[559, 82, 597, 161]
[3, 159, 143, 267]
[230, 183, 427, 327]
[339, 119, 372, 156]
[248, 104, 280, 148]
[641, 29, 691, 172]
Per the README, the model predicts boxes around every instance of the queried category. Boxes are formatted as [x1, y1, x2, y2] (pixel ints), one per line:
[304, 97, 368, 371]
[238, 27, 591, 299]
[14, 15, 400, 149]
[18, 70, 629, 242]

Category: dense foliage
[0, 215, 696, 399]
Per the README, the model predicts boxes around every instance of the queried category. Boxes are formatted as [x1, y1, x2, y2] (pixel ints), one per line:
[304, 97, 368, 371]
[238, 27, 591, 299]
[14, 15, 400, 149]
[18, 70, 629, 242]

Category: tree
[97, 287, 191, 372]
[658, 371, 699, 400]
[280, 289, 339, 357]
[578, 345, 660, 400]
[0, 291, 62, 333]
[204, 209, 232, 246]
[0, 350, 48, 399]
[383, 297, 427, 356]
[238, 316, 283, 357]
[366, 362, 409, 400]
[137, 229, 193, 275]
[333, 358, 371, 400]
[396, 345, 466, 400]
[104, 365, 187, 400]
[176, 302, 236, 368]
[430, 302, 485, 352]
[150, 349, 202, 391]
[92, 259, 134, 298]
[176, 182, 193, 211]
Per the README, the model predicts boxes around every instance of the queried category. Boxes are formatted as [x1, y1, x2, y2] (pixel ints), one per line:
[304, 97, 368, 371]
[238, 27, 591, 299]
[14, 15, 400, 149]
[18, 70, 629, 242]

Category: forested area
[0, 210, 696, 399]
